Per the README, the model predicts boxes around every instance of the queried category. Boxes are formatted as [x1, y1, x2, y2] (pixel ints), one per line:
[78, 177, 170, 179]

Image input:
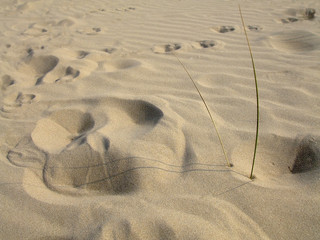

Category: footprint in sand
[54, 66, 80, 83]
[248, 25, 262, 32]
[76, 27, 104, 35]
[153, 40, 219, 54]
[23, 54, 60, 85]
[115, 7, 136, 12]
[191, 40, 217, 49]
[71, 48, 138, 74]
[19, 50, 83, 85]
[1, 92, 36, 115]
[102, 47, 117, 54]
[281, 17, 299, 23]
[152, 43, 182, 53]
[7, 98, 169, 195]
[212, 26, 235, 33]
[281, 8, 316, 23]
[22, 23, 51, 37]
[212, 25, 261, 33]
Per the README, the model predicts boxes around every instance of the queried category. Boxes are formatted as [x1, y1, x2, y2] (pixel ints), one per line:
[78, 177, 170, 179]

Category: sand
[0, 0, 319, 239]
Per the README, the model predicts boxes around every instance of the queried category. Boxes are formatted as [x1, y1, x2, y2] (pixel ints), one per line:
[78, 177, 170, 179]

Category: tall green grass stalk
[173, 52, 232, 168]
[238, 5, 260, 179]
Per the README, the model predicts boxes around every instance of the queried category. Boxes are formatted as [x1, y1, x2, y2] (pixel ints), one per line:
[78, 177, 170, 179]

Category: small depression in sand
[268, 30, 320, 52]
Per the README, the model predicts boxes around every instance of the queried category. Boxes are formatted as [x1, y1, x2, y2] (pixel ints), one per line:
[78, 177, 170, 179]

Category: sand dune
[0, 0, 319, 239]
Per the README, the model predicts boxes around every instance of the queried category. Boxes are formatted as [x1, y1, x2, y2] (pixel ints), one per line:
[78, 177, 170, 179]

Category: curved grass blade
[172, 52, 232, 168]
[239, 5, 260, 179]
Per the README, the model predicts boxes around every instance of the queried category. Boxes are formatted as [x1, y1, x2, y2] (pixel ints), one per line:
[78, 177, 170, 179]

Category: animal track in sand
[115, 7, 136, 12]
[76, 27, 104, 35]
[212, 26, 235, 33]
[55, 66, 80, 83]
[248, 25, 262, 32]
[153, 40, 219, 54]
[25, 55, 59, 85]
[152, 43, 182, 53]
[102, 48, 117, 54]
[281, 17, 299, 23]
[212, 25, 261, 33]
[192, 40, 216, 49]
[1, 92, 36, 115]
[7, 98, 166, 195]
[20, 51, 84, 85]
[281, 8, 316, 23]
[22, 23, 50, 37]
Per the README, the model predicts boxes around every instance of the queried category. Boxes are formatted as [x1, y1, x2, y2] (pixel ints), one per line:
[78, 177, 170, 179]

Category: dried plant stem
[239, 5, 260, 179]
[173, 52, 232, 167]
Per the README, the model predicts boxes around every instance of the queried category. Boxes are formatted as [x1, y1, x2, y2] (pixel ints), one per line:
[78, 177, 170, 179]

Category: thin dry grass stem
[172, 52, 232, 168]
[238, 5, 260, 179]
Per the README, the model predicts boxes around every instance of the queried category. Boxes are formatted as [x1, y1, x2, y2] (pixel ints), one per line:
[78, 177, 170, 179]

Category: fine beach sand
[0, 0, 319, 239]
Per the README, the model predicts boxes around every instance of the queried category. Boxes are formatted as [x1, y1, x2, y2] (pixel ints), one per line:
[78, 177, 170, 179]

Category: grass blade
[173, 52, 232, 168]
[238, 5, 260, 179]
